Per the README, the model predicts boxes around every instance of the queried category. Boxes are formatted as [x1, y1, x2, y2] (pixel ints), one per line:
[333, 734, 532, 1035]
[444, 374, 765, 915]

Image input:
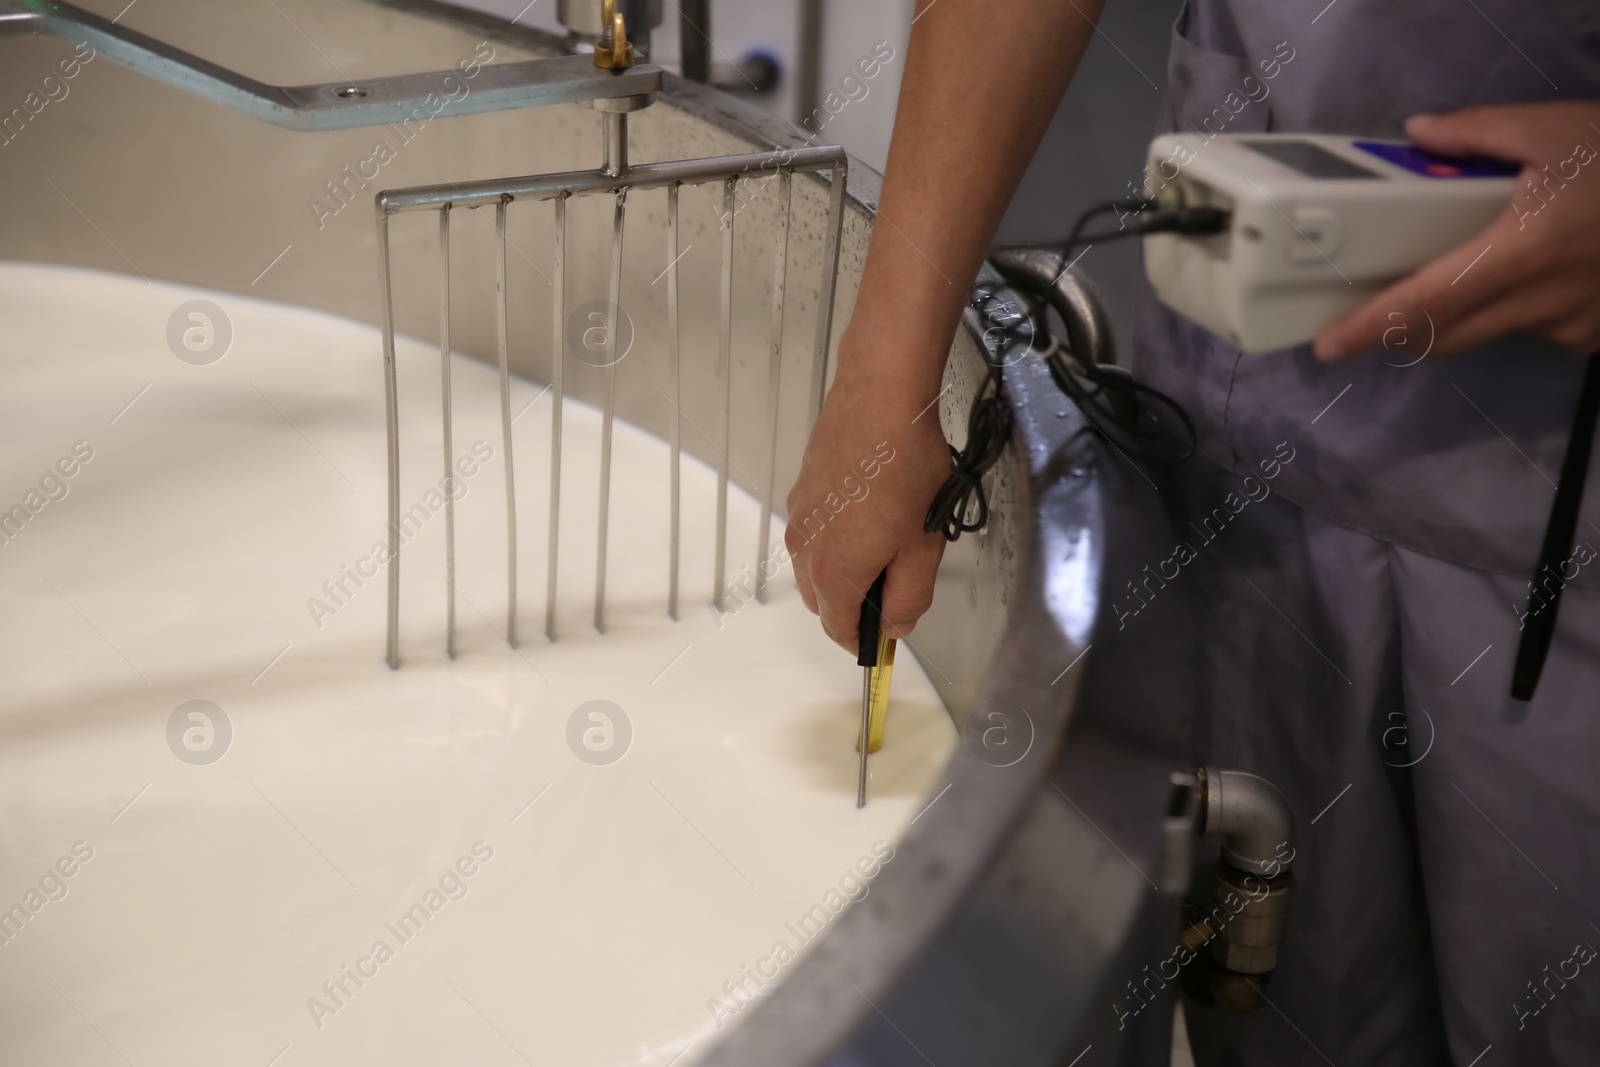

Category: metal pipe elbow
[1199, 766, 1295, 877]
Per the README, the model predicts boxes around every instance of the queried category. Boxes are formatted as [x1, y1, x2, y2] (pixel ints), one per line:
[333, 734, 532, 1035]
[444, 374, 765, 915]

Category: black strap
[1511, 353, 1600, 701]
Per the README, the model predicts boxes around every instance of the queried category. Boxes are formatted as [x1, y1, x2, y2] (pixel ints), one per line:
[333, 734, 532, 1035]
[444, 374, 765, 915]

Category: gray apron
[1130, 2, 1600, 1064]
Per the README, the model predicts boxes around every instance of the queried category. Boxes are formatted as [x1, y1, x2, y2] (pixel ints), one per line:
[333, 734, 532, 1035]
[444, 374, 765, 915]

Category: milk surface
[0, 263, 955, 1066]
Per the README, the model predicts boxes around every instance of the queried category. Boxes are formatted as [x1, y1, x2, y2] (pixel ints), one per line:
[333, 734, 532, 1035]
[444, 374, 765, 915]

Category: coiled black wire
[924, 364, 1012, 541]
[923, 197, 1223, 541]
[1044, 340, 1198, 467]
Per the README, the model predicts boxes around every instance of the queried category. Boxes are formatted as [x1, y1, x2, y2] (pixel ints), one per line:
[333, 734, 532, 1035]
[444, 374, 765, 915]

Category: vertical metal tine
[546, 192, 567, 642]
[439, 204, 457, 660]
[596, 186, 629, 634]
[378, 206, 402, 670]
[756, 171, 792, 604]
[714, 177, 736, 611]
[375, 145, 849, 669]
[808, 162, 849, 425]
[495, 197, 517, 648]
[667, 182, 682, 621]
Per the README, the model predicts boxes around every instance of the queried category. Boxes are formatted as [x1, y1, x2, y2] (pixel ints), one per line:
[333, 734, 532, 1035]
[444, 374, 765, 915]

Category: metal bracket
[987, 246, 1117, 367]
[0, 0, 662, 131]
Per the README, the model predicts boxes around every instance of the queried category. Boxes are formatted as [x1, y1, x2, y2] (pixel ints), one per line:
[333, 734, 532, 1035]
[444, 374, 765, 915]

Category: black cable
[923, 198, 1224, 541]
[1046, 351, 1198, 467]
[1041, 199, 1219, 467]
[1062, 204, 1232, 252]
[1046, 195, 1229, 268]
[1511, 352, 1600, 701]
[1059, 195, 1155, 259]
[924, 364, 1012, 541]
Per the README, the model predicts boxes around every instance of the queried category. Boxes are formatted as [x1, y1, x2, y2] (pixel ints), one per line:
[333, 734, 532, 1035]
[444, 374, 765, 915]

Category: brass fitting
[593, 0, 636, 70]
[1209, 863, 1294, 975]
[1182, 765, 1298, 1013]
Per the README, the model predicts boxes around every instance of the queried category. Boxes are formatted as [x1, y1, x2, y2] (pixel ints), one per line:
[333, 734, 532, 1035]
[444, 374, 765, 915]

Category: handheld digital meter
[1141, 134, 1518, 354]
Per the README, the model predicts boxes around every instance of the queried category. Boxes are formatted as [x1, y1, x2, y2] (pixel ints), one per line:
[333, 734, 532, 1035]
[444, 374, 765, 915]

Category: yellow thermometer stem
[857, 632, 895, 754]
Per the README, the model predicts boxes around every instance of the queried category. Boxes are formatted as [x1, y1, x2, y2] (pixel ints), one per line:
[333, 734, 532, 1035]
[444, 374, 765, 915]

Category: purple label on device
[1353, 140, 1519, 178]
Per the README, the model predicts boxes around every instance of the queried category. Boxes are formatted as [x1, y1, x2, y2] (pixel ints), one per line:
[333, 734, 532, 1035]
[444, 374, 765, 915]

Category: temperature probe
[856, 570, 896, 808]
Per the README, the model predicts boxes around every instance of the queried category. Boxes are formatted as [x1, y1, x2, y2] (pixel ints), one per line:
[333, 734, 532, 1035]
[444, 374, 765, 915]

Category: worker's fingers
[1315, 170, 1600, 360]
[783, 330, 955, 654]
[1318, 101, 1600, 361]
[785, 523, 819, 616]
[1424, 282, 1545, 358]
[1404, 107, 1545, 166]
[811, 546, 892, 654]
[881, 536, 944, 639]
[1433, 273, 1600, 357]
[1314, 204, 1535, 361]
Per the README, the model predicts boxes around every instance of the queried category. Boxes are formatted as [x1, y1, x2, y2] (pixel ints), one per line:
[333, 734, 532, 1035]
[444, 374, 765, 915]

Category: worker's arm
[784, 0, 1104, 652]
[1315, 101, 1600, 360]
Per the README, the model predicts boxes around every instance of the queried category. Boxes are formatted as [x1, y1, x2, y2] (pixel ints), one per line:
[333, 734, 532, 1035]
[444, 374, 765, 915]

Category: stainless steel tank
[0, 2, 1196, 1062]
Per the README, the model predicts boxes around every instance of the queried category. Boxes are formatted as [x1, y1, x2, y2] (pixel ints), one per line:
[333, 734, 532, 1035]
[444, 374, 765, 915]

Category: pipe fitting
[1191, 766, 1298, 1009]
[1199, 765, 1295, 878]
[1209, 863, 1293, 974]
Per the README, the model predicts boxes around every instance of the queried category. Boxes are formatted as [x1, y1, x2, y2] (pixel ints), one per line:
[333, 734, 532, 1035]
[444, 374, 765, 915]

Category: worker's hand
[784, 327, 952, 653]
[1315, 101, 1600, 361]
[778, 0, 1101, 654]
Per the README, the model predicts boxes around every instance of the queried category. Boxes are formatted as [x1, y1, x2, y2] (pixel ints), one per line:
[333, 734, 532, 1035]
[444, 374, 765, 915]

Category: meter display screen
[1240, 139, 1380, 180]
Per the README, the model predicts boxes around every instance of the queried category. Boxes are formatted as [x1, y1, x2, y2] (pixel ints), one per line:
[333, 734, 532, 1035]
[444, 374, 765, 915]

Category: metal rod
[808, 163, 848, 424]
[2, 2, 665, 133]
[377, 145, 848, 213]
[857, 667, 871, 809]
[667, 182, 682, 621]
[602, 110, 628, 178]
[756, 172, 792, 604]
[439, 205, 457, 660]
[374, 144, 848, 659]
[546, 192, 568, 642]
[596, 185, 629, 634]
[495, 197, 518, 648]
[713, 177, 735, 611]
[378, 209, 402, 671]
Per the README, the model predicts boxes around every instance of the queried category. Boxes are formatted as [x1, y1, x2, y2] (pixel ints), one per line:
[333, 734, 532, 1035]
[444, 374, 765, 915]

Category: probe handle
[857, 569, 887, 668]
